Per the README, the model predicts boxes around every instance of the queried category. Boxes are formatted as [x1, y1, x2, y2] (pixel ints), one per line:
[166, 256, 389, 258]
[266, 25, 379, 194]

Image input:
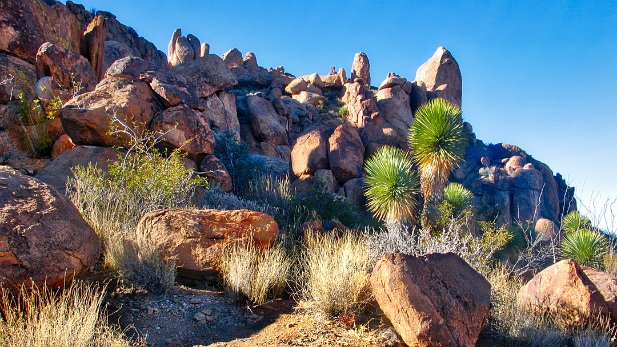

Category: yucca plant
[408, 98, 467, 201]
[364, 146, 420, 223]
[561, 228, 609, 269]
[561, 210, 592, 236]
[443, 182, 473, 217]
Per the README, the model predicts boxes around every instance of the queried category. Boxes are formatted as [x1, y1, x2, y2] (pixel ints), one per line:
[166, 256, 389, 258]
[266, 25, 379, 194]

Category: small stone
[206, 315, 215, 322]
[201, 308, 213, 315]
[190, 298, 202, 304]
[146, 306, 158, 315]
[193, 312, 206, 321]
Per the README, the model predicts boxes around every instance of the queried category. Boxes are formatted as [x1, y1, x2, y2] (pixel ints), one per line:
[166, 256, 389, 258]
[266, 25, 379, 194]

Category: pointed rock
[415, 46, 462, 107]
[80, 15, 107, 81]
[351, 52, 370, 86]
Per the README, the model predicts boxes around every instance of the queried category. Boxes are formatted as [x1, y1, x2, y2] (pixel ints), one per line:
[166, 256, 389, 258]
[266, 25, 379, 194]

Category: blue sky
[76, 0, 617, 211]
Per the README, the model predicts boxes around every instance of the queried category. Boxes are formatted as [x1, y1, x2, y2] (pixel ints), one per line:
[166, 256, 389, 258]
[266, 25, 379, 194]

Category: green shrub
[68, 127, 205, 292]
[561, 228, 609, 269]
[338, 104, 348, 117]
[562, 210, 592, 236]
[364, 146, 419, 223]
[443, 182, 473, 216]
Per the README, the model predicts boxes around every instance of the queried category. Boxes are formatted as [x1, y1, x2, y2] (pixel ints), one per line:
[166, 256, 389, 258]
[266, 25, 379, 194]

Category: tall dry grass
[0, 282, 138, 347]
[299, 230, 372, 318]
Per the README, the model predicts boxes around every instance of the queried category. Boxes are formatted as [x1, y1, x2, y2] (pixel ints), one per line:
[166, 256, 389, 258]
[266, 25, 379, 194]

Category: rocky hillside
[0, 0, 574, 229]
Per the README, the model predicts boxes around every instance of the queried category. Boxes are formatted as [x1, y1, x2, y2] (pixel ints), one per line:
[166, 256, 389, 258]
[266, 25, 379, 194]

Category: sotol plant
[364, 146, 420, 223]
[561, 228, 609, 269]
[443, 182, 473, 217]
[408, 98, 467, 202]
[561, 210, 592, 235]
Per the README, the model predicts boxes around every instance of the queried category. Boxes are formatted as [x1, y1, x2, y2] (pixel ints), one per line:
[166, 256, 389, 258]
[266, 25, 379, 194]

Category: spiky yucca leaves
[561, 210, 592, 236]
[364, 146, 419, 222]
[408, 98, 467, 200]
[443, 182, 473, 216]
[561, 228, 609, 269]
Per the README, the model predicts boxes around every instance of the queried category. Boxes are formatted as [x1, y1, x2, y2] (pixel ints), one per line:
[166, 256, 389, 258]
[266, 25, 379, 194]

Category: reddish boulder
[198, 155, 233, 192]
[50, 134, 75, 159]
[222, 48, 243, 68]
[291, 129, 329, 176]
[201, 92, 240, 139]
[149, 104, 215, 160]
[167, 29, 195, 67]
[284, 78, 308, 94]
[247, 95, 288, 145]
[583, 268, 617, 321]
[328, 124, 364, 183]
[60, 77, 163, 148]
[0, 0, 81, 63]
[105, 56, 149, 80]
[0, 53, 37, 104]
[35, 42, 97, 93]
[371, 253, 491, 347]
[0, 166, 100, 290]
[135, 209, 278, 275]
[517, 259, 609, 325]
[415, 46, 462, 107]
[173, 54, 237, 98]
[343, 80, 379, 128]
[80, 15, 107, 81]
[350, 52, 370, 86]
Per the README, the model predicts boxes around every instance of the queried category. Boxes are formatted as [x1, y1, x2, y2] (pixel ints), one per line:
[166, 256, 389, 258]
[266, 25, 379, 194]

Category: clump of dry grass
[220, 241, 291, 305]
[299, 230, 372, 318]
[0, 281, 139, 347]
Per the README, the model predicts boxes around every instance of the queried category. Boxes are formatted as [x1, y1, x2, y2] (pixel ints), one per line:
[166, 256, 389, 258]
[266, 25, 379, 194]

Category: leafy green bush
[364, 146, 419, 223]
[561, 210, 592, 236]
[561, 228, 609, 269]
[338, 104, 348, 117]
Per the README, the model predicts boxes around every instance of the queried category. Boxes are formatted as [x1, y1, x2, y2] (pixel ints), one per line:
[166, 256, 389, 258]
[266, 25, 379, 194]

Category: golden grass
[0, 281, 139, 347]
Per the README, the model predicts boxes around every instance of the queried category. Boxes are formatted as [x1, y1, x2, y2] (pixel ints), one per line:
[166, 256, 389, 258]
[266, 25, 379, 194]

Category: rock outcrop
[0, 166, 100, 290]
[371, 252, 491, 347]
[415, 46, 462, 107]
[35, 42, 97, 93]
[350, 52, 370, 86]
[135, 209, 278, 275]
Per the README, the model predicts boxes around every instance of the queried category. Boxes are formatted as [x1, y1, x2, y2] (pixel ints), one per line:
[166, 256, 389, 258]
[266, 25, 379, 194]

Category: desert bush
[0, 282, 138, 347]
[338, 104, 348, 117]
[442, 182, 473, 216]
[561, 228, 609, 269]
[220, 241, 291, 305]
[299, 230, 372, 318]
[67, 123, 204, 292]
[364, 146, 419, 223]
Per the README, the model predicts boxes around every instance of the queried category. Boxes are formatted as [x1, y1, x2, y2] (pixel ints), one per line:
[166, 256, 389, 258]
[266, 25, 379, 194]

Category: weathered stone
[415, 46, 462, 107]
[173, 54, 237, 97]
[135, 209, 278, 275]
[149, 104, 215, 160]
[343, 177, 365, 208]
[0, 53, 37, 104]
[104, 55, 149, 79]
[35, 42, 97, 93]
[201, 92, 240, 140]
[351, 52, 370, 86]
[102, 40, 135, 72]
[371, 253, 491, 347]
[0, 166, 100, 289]
[328, 123, 364, 183]
[583, 268, 617, 321]
[247, 95, 288, 145]
[517, 259, 609, 325]
[50, 134, 75, 160]
[535, 218, 558, 241]
[291, 129, 329, 176]
[222, 48, 243, 68]
[80, 15, 107, 81]
[60, 77, 163, 147]
[199, 155, 233, 192]
[291, 91, 326, 106]
[284, 78, 309, 95]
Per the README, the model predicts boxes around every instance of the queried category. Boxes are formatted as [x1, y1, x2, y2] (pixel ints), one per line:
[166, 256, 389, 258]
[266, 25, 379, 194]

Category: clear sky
[74, 0, 617, 212]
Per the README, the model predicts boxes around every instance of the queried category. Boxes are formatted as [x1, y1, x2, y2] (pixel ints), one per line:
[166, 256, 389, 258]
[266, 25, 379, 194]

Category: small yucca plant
[561, 210, 592, 236]
[561, 228, 609, 269]
[408, 98, 467, 201]
[443, 182, 473, 216]
[364, 146, 420, 223]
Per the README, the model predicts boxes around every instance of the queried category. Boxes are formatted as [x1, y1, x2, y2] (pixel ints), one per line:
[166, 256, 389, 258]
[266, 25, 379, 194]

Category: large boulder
[0, 53, 37, 104]
[291, 129, 329, 176]
[140, 68, 202, 110]
[247, 95, 288, 145]
[0, 0, 82, 63]
[102, 40, 135, 72]
[172, 54, 237, 98]
[198, 155, 233, 192]
[350, 52, 370, 86]
[35, 42, 97, 93]
[328, 123, 364, 183]
[80, 15, 107, 81]
[374, 73, 414, 148]
[583, 268, 617, 322]
[0, 166, 101, 289]
[415, 46, 462, 107]
[371, 253, 491, 347]
[60, 77, 163, 147]
[167, 29, 195, 67]
[135, 209, 278, 275]
[343, 80, 379, 128]
[201, 92, 240, 139]
[149, 104, 215, 160]
[35, 145, 121, 194]
[517, 259, 609, 325]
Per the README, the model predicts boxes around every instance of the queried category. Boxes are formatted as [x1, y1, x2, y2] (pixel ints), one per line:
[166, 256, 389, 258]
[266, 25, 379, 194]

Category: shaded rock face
[0, 53, 37, 104]
[135, 208, 278, 275]
[0, 0, 82, 63]
[201, 91, 240, 140]
[291, 129, 329, 177]
[35, 42, 97, 93]
[247, 95, 288, 146]
[60, 77, 163, 148]
[351, 52, 370, 86]
[328, 123, 364, 184]
[517, 259, 609, 325]
[415, 46, 462, 107]
[583, 268, 617, 322]
[172, 54, 237, 98]
[0, 166, 101, 290]
[35, 145, 121, 194]
[150, 104, 215, 160]
[198, 155, 233, 192]
[371, 252, 491, 347]
[80, 15, 107, 81]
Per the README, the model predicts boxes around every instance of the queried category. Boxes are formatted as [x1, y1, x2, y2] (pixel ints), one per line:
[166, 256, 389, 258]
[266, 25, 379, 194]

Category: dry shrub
[0, 281, 139, 347]
[220, 241, 291, 305]
[299, 230, 372, 318]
